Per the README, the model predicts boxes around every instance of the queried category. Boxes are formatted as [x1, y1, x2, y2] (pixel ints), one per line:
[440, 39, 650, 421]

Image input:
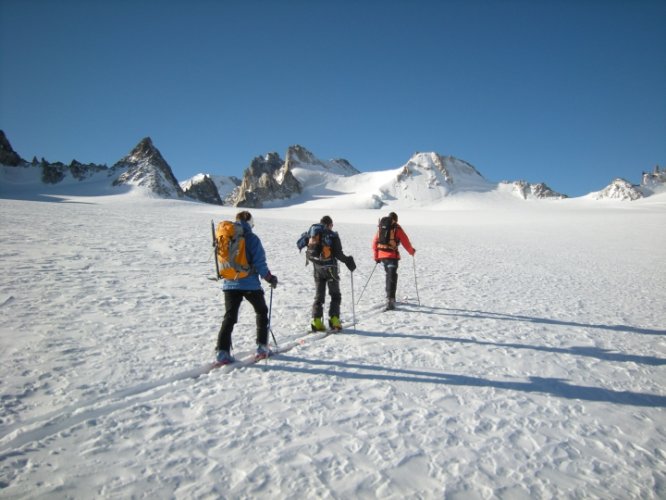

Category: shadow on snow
[267, 354, 666, 408]
[406, 304, 666, 337]
[351, 329, 666, 367]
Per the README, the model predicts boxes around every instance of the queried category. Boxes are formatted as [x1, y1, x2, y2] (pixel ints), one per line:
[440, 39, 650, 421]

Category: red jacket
[372, 224, 415, 261]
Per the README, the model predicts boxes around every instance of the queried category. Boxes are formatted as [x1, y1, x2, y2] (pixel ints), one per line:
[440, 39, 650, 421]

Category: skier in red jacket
[372, 212, 415, 310]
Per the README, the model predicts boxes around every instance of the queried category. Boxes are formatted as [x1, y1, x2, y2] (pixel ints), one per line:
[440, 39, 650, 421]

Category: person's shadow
[269, 354, 666, 408]
[401, 304, 666, 337]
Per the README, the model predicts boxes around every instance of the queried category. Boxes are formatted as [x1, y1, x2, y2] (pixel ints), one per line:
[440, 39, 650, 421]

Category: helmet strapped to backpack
[215, 220, 251, 280]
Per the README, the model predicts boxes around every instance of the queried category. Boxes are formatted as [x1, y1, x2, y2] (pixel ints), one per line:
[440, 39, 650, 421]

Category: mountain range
[1, 131, 663, 206]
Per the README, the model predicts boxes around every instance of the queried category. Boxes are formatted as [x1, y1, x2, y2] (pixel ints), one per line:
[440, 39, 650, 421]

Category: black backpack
[376, 216, 397, 250]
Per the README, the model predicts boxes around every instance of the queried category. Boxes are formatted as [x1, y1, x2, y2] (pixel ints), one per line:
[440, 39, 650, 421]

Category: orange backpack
[214, 220, 251, 280]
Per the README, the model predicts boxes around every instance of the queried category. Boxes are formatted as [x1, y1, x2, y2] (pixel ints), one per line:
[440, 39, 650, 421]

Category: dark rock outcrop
[112, 137, 184, 198]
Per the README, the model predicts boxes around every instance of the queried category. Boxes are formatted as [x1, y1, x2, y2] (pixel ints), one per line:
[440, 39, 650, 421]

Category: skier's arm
[332, 233, 356, 271]
[372, 233, 379, 262]
[247, 233, 272, 279]
[396, 226, 415, 256]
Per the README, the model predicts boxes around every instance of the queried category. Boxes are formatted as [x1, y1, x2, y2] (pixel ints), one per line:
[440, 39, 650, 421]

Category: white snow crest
[592, 178, 644, 201]
[373, 153, 493, 206]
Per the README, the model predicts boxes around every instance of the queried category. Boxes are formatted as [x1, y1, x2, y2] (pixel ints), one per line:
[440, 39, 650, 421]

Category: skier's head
[320, 215, 333, 228]
[389, 212, 398, 222]
[236, 210, 254, 228]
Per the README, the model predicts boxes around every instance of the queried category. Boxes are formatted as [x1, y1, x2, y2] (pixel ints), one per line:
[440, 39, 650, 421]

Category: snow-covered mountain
[257, 151, 566, 209]
[0, 132, 187, 200]
[499, 180, 567, 200]
[377, 153, 564, 204]
[228, 151, 302, 208]
[286, 144, 360, 178]
[1, 130, 663, 207]
[112, 137, 184, 198]
[591, 178, 644, 201]
[220, 144, 362, 208]
[588, 167, 666, 201]
[180, 174, 242, 205]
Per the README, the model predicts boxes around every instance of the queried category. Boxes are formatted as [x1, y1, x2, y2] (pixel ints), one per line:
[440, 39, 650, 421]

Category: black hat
[321, 215, 333, 225]
[389, 212, 398, 222]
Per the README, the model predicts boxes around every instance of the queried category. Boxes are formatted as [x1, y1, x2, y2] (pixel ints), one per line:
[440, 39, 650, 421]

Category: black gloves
[345, 256, 356, 272]
[265, 273, 278, 289]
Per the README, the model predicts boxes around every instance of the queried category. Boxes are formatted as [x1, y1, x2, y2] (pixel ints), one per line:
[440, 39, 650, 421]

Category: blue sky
[1, 0, 664, 196]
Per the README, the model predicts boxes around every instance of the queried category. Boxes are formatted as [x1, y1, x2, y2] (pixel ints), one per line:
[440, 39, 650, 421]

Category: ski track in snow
[0, 195, 665, 498]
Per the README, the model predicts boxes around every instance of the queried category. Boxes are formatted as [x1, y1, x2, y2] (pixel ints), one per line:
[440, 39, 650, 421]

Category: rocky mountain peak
[181, 174, 223, 205]
[503, 180, 567, 200]
[404, 152, 485, 185]
[0, 130, 24, 166]
[393, 152, 491, 199]
[112, 137, 184, 198]
[285, 145, 317, 166]
[125, 137, 164, 164]
[248, 152, 284, 177]
[231, 152, 302, 208]
[285, 145, 360, 176]
[594, 178, 644, 201]
[641, 165, 665, 193]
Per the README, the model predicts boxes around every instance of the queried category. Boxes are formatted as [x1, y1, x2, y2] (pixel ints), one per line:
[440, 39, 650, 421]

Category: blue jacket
[222, 221, 271, 291]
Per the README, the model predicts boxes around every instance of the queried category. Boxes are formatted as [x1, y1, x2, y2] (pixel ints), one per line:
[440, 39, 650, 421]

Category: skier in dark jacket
[215, 211, 278, 365]
[372, 211, 415, 310]
[306, 215, 356, 331]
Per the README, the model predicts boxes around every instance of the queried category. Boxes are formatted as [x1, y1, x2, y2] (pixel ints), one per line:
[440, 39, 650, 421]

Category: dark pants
[312, 265, 341, 319]
[216, 290, 269, 352]
[381, 259, 399, 299]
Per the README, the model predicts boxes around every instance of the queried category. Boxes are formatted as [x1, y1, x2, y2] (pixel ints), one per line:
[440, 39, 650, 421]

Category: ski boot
[311, 317, 326, 332]
[329, 316, 342, 332]
[255, 344, 271, 361]
[215, 350, 235, 366]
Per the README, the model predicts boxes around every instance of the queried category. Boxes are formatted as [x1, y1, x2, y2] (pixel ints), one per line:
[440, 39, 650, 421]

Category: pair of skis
[208, 325, 344, 373]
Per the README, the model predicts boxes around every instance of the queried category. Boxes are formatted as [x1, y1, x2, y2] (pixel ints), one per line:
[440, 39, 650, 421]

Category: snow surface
[1, 186, 665, 499]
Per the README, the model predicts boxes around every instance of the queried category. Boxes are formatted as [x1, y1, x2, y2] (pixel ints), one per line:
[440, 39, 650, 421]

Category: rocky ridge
[502, 180, 567, 200]
[1, 130, 663, 205]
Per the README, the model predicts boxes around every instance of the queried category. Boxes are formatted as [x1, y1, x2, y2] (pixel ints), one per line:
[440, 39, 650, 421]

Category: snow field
[0, 195, 665, 498]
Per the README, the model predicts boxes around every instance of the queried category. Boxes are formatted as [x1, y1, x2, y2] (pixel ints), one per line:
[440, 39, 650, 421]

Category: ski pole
[412, 255, 421, 306]
[356, 262, 378, 305]
[350, 271, 356, 331]
[268, 287, 279, 349]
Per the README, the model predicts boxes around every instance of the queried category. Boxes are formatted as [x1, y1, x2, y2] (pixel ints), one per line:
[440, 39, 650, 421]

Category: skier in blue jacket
[215, 211, 278, 365]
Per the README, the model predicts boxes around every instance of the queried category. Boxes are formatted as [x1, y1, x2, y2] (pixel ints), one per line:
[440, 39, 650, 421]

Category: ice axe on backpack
[211, 219, 220, 280]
